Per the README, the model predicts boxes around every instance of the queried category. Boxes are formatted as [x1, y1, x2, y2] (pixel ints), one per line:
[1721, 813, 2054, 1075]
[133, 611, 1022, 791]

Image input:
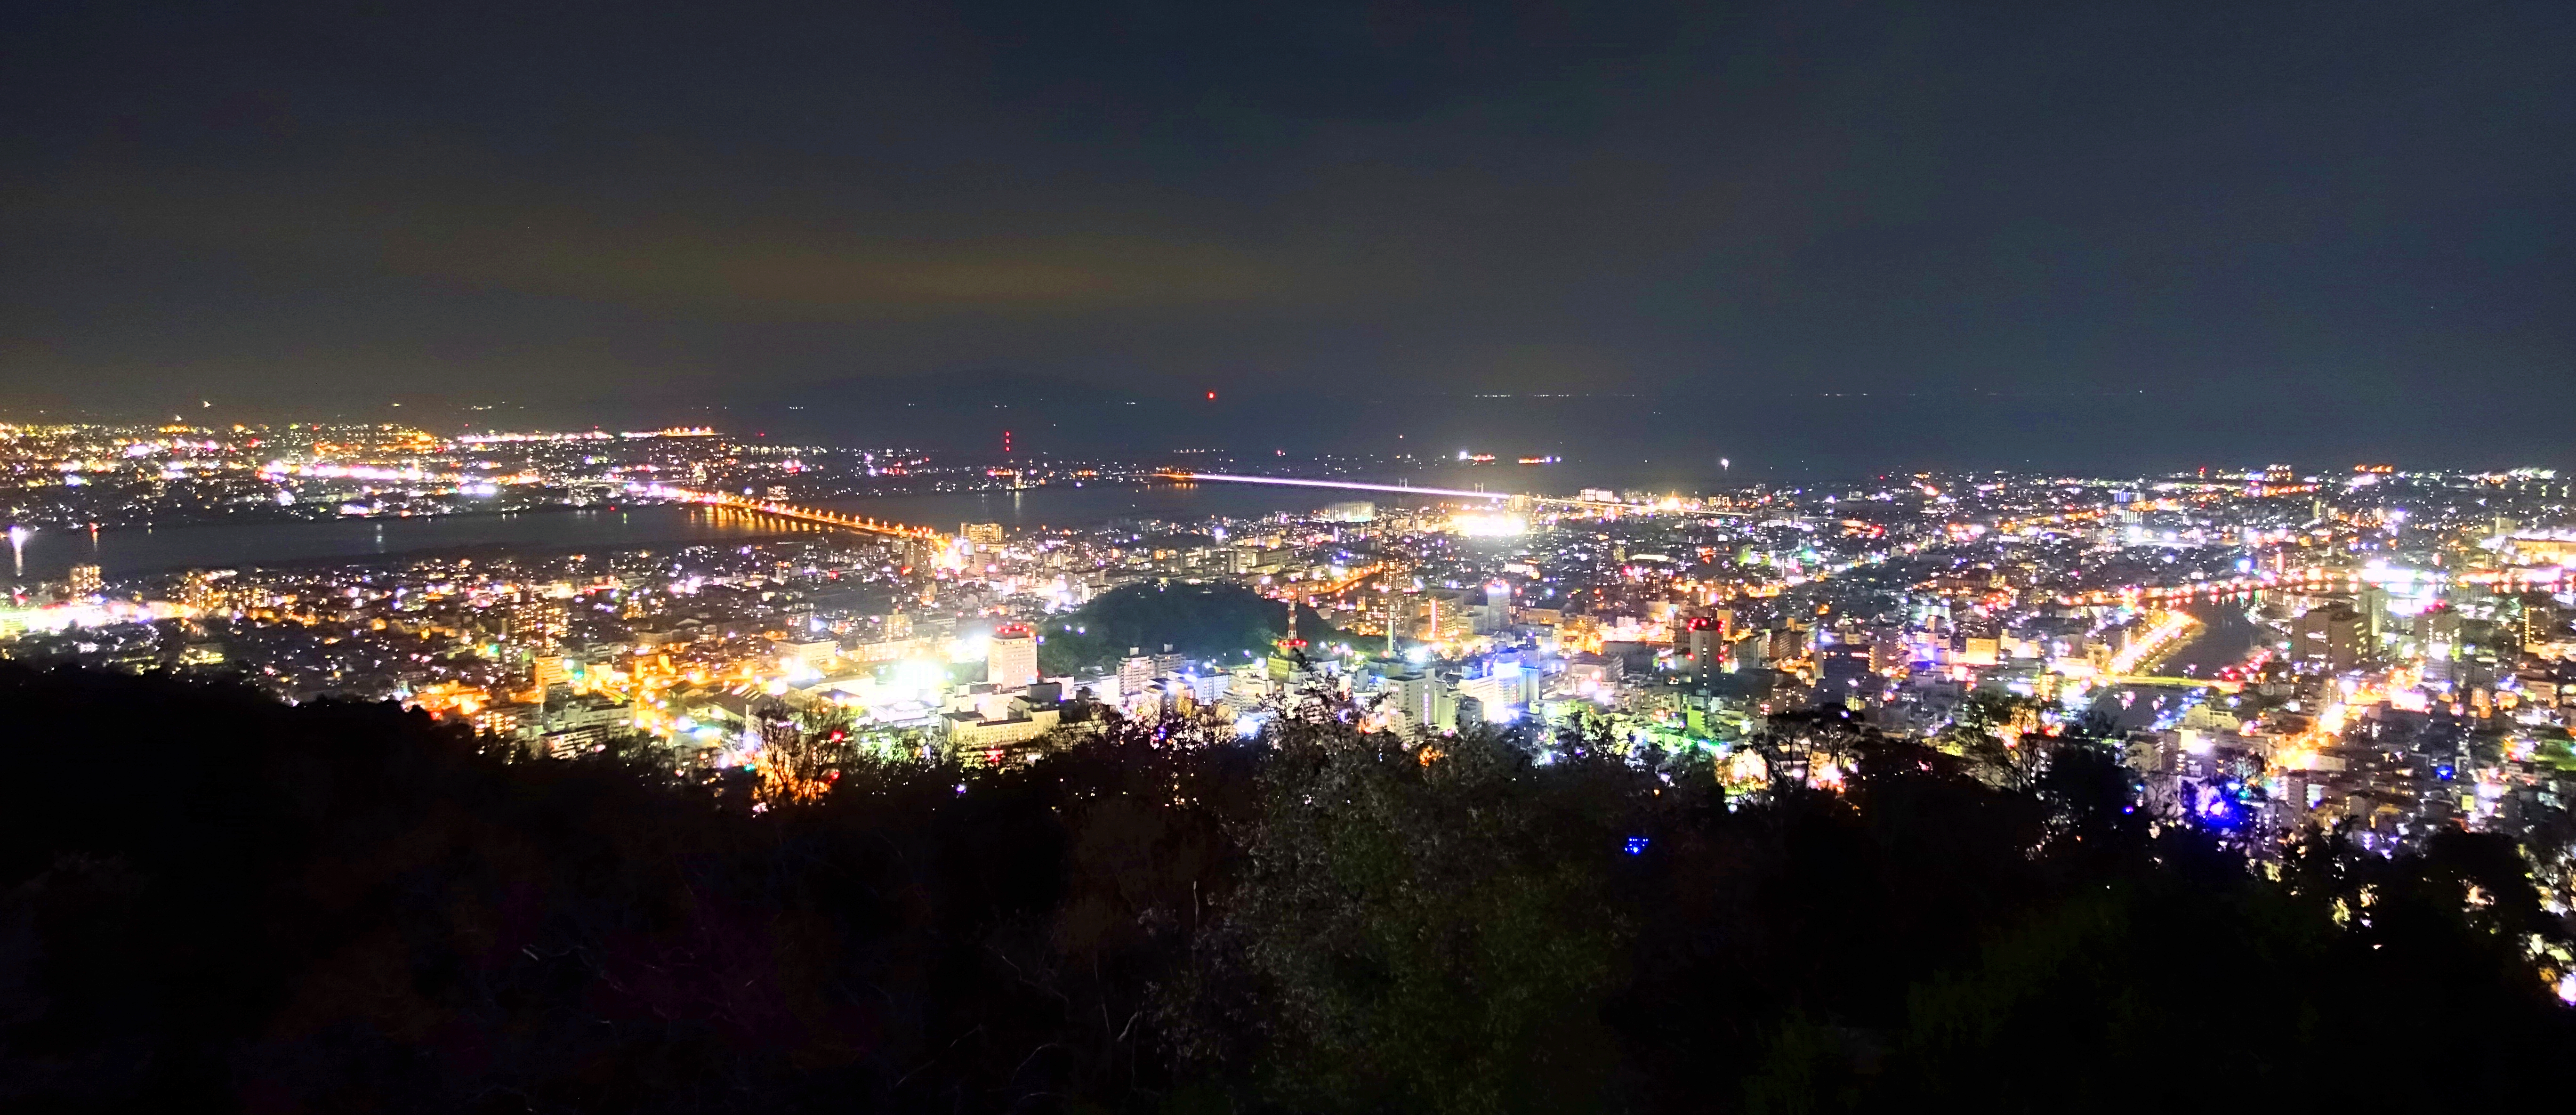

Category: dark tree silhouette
[0, 663, 2564, 1113]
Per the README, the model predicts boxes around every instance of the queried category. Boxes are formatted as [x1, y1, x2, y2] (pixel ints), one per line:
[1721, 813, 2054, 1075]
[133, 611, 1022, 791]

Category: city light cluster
[4, 434, 2575, 959]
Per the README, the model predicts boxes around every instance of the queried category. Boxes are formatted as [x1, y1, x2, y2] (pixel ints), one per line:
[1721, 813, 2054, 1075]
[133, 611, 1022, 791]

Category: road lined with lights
[648, 486, 952, 545]
[1158, 471, 1752, 514]
[1157, 472, 1514, 502]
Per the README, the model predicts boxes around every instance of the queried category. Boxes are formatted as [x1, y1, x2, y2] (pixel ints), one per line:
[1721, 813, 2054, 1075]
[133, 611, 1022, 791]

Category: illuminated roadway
[1158, 471, 1751, 514]
[2059, 572, 2420, 606]
[650, 486, 951, 545]
[2097, 673, 2243, 693]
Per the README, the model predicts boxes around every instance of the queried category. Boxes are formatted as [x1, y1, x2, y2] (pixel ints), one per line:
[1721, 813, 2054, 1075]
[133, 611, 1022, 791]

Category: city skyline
[5, 5, 2574, 1108]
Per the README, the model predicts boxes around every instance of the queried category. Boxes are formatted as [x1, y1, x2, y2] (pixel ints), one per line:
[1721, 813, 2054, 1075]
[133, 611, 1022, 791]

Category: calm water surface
[2089, 596, 2276, 730]
[6, 482, 1401, 582]
[4, 506, 813, 582]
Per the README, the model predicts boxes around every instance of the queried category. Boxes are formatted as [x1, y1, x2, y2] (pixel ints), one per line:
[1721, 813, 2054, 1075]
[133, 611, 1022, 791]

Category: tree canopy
[1038, 582, 1354, 674]
[0, 665, 2565, 1113]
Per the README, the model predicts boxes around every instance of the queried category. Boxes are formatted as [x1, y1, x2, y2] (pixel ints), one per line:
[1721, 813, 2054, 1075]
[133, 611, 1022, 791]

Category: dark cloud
[2, 1, 2571, 470]
[28, 168, 1302, 315]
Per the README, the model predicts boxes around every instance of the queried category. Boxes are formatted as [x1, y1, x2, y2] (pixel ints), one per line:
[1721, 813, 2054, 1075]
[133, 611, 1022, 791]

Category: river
[2089, 594, 2277, 730]
[2157, 596, 2275, 679]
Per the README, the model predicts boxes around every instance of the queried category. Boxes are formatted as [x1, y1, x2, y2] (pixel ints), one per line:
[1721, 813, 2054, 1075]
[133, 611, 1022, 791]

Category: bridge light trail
[1160, 472, 1513, 501]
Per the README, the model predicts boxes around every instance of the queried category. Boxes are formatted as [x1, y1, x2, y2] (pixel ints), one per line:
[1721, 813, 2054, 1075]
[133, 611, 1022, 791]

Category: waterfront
[3, 481, 1395, 582]
[3, 505, 808, 582]
[2161, 596, 2274, 678]
[2090, 596, 2274, 731]
[811, 479, 1438, 535]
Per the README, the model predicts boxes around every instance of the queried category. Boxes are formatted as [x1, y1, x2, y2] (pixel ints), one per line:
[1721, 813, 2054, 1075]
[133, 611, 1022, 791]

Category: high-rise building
[988, 623, 1039, 689]
[1420, 594, 1473, 642]
[1682, 610, 1733, 671]
[1814, 644, 1876, 709]
[962, 522, 1004, 546]
[502, 594, 568, 649]
[1765, 622, 1809, 665]
[177, 568, 233, 613]
[1381, 668, 1451, 733]
[1458, 659, 1534, 719]
[1868, 626, 1908, 674]
[1118, 648, 1153, 698]
[65, 564, 103, 599]
[2516, 593, 2559, 652]
[1472, 581, 1513, 634]
[2291, 603, 2363, 672]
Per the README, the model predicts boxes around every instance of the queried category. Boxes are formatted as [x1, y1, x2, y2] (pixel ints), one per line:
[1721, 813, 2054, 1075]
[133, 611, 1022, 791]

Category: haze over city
[9, 1, 2575, 470]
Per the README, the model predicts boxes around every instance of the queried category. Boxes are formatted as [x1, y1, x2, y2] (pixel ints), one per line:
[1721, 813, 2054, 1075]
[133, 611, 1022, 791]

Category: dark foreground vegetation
[1, 664, 2567, 1114]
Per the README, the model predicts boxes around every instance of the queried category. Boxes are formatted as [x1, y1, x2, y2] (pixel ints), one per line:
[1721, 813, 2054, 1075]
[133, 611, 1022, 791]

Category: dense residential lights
[2, 428, 2571, 1112]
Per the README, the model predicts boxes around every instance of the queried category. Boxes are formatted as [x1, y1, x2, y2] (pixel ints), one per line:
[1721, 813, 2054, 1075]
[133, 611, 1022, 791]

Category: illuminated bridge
[1156, 471, 1752, 514]
[652, 487, 951, 545]
[2060, 573, 2413, 606]
[2097, 674, 2244, 693]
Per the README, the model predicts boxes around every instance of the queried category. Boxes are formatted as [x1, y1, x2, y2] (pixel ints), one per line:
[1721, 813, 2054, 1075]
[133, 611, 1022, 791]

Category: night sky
[6, 2, 2572, 473]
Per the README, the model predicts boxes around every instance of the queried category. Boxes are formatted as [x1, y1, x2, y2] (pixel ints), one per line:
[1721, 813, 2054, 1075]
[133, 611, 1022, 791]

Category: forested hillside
[0, 665, 2563, 1113]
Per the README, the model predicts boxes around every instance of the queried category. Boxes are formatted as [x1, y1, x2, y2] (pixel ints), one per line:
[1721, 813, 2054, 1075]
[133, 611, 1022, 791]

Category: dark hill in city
[0, 663, 2566, 1113]
[1037, 581, 1354, 674]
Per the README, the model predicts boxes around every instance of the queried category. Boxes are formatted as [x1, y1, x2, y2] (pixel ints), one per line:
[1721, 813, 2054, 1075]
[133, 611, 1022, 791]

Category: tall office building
[1682, 612, 1731, 671]
[2291, 603, 2363, 673]
[988, 623, 1039, 689]
[65, 563, 103, 599]
[1382, 668, 1450, 733]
